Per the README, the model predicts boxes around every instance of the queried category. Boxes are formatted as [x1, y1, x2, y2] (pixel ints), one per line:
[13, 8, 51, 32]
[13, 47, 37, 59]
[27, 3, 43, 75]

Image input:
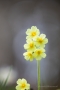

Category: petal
[39, 48, 45, 52]
[39, 44, 45, 48]
[16, 85, 21, 90]
[31, 26, 37, 30]
[40, 34, 46, 39]
[43, 38, 48, 44]
[24, 56, 29, 60]
[26, 84, 30, 89]
[16, 79, 21, 84]
[24, 44, 29, 49]
[23, 52, 27, 56]
[21, 89, 25, 90]
[30, 57, 34, 61]
[26, 39, 32, 43]
[23, 52, 30, 60]
[26, 36, 30, 39]
[22, 78, 27, 83]
[26, 29, 31, 35]
[42, 53, 46, 58]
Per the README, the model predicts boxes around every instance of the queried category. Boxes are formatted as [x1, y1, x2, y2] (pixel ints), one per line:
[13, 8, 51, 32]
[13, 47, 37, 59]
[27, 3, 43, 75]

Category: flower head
[26, 26, 40, 39]
[23, 51, 34, 61]
[24, 39, 36, 52]
[16, 78, 30, 90]
[34, 34, 48, 47]
[33, 48, 46, 60]
[23, 26, 48, 61]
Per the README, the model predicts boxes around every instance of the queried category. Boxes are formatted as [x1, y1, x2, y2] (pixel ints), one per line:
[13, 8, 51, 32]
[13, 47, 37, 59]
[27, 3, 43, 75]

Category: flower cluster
[16, 78, 30, 90]
[23, 26, 48, 61]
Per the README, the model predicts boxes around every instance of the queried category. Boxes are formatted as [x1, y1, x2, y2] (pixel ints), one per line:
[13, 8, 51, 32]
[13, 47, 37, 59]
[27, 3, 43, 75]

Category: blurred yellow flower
[24, 39, 36, 51]
[23, 26, 48, 61]
[23, 51, 34, 61]
[26, 26, 40, 39]
[33, 48, 46, 60]
[34, 34, 48, 47]
[16, 78, 30, 90]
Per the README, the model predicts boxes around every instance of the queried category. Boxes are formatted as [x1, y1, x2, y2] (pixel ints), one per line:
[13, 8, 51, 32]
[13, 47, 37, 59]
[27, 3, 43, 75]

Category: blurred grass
[0, 66, 15, 90]
[0, 84, 15, 90]
[4, 85, 15, 90]
[0, 81, 15, 90]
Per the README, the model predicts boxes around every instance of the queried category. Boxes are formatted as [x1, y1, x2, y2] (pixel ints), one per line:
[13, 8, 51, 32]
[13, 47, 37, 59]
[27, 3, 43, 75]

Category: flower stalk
[37, 60, 40, 90]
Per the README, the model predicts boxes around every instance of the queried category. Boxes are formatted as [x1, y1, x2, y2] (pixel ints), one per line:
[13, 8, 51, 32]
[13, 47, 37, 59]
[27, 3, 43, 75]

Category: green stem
[37, 60, 40, 90]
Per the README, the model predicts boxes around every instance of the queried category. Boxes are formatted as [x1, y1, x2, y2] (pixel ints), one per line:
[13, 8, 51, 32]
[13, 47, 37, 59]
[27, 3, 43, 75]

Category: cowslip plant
[23, 26, 48, 90]
[16, 26, 48, 90]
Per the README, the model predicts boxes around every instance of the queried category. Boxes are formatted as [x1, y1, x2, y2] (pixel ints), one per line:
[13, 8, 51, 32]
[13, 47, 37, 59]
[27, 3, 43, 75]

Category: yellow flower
[33, 48, 46, 60]
[16, 78, 30, 90]
[23, 51, 34, 61]
[24, 39, 36, 52]
[26, 26, 40, 39]
[34, 34, 48, 47]
[23, 26, 48, 61]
